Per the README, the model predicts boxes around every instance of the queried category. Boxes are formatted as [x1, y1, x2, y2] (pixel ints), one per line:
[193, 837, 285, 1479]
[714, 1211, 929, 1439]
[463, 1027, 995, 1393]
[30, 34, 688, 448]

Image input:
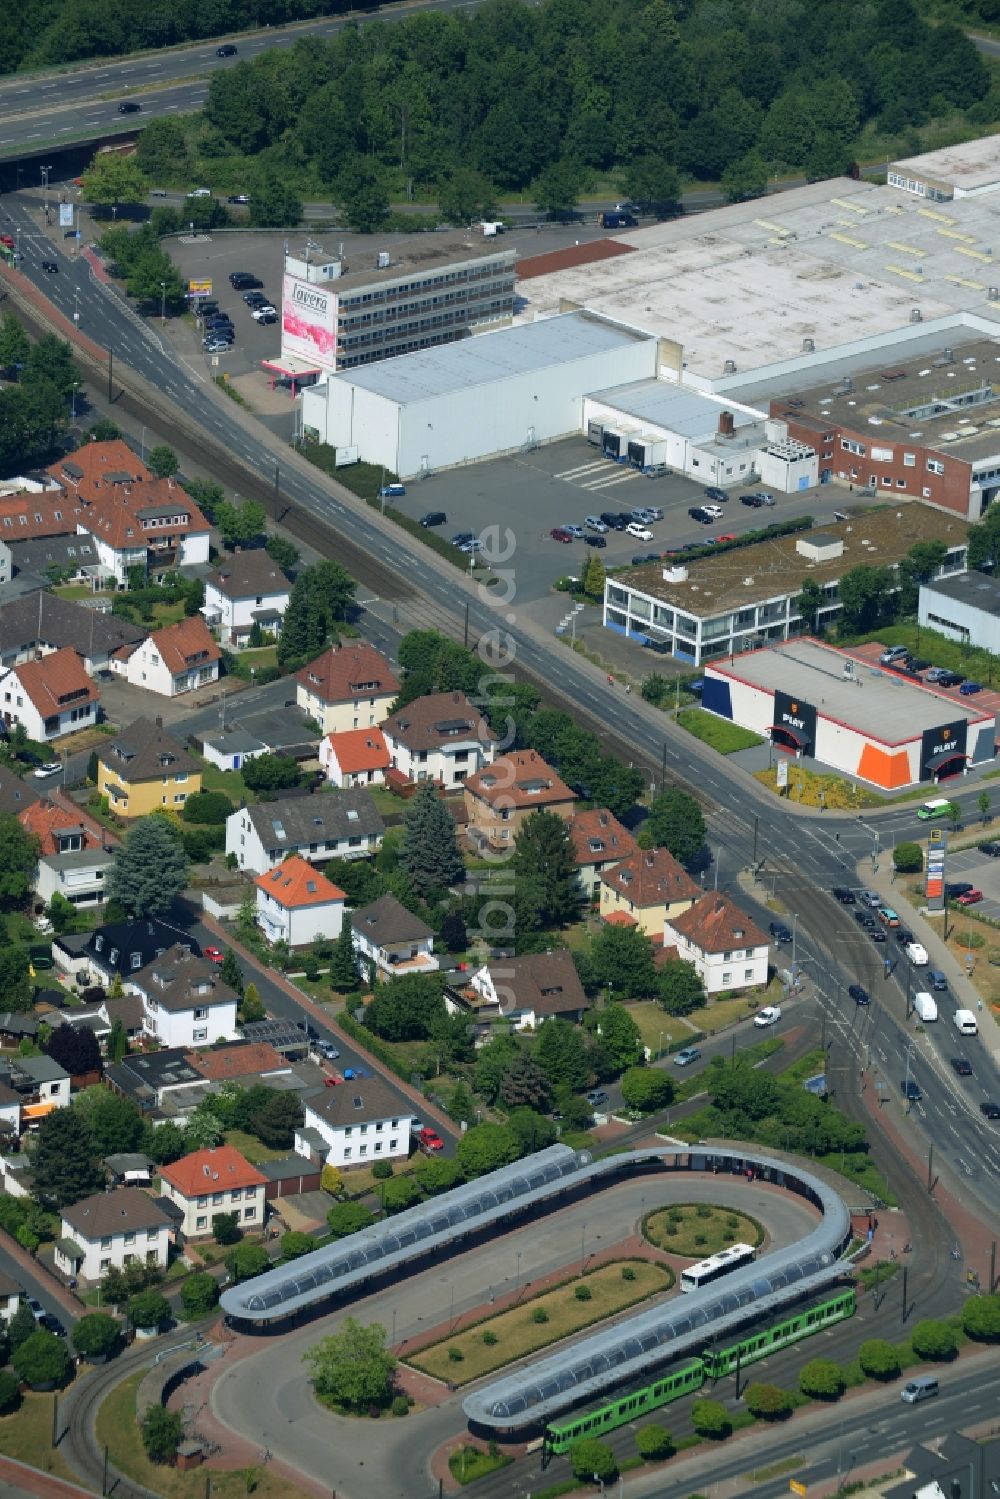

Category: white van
[901, 1374, 938, 1404]
[913, 992, 937, 1023]
[954, 1009, 978, 1036]
[906, 942, 929, 966]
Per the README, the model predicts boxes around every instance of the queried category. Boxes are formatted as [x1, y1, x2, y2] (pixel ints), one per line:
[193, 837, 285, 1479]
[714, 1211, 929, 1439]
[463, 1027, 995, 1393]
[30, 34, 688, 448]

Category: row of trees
[0, 317, 81, 474]
[797, 539, 951, 637]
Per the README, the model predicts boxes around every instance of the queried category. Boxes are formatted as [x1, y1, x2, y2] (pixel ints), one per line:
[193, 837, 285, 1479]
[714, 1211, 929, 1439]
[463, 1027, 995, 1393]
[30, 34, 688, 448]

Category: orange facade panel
[856, 743, 911, 789]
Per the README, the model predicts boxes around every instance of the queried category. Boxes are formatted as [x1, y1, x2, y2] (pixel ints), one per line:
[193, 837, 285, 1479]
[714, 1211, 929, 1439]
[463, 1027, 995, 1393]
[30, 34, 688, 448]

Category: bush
[180, 790, 233, 825]
[371, 1160, 394, 1180]
[798, 1357, 845, 1400]
[213, 1211, 241, 1245]
[569, 1437, 617, 1483]
[391, 1393, 409, 1416]
[574, 1283, 592, 1301]
[910, 1319, 958, 1361]
[141, 1405, 182, 1464]
[691, 1398, 731, 1438]
[0, 1369, 21, 1414]
[622, 1266, 636, 1281]
[858, 1338, 901, 1380]
[743, 1382, 794, 1419]
[482, 1329, 498, 1346]
[636, 1423, 674, 1460]
[12, 1329, 72, 1388]
[327, 1202, 374, 1238]
[448, 1346, 464, 1362]
[963, 1292, 1000, 1341]
[893, 841, 923, 874]
[72, 1313, 120, 1361]
[128, 1291, 170, 1331]
[381, 1177, 421, 1214]
[180, 1272, 219, 1319]
[696, 1204, 712, 1219]
[532, 1308, 549, 1324]
[620, 1066, 674, 1113]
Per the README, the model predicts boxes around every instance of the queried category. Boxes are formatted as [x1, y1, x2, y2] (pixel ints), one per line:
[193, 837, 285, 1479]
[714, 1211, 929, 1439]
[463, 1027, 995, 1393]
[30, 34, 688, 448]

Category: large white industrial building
[300, 311, 660, 480]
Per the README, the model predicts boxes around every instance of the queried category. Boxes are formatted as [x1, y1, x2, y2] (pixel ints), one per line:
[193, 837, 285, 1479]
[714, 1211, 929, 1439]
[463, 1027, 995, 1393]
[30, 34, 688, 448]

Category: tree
[909, 1319, 958, 1361]
[216, 498, 267, 550]
[134, 116, 190, 181]
[225, 1243, 269, 1283]
[213, 1211, 241, 1245]
[624, 156, 681, 211]
[506, 1108, 557, 1154]
[620, 1066, 674, 1112]
[277, 560, 355, 669]
[180, 1272, 220, 1319]
[897, 540, 947, 614]
[73, 1086, 145, 1157]
[412, 1154, 464, 1196]
[796, 1357, 845, 1400]
[129, 1290, 170, 1330]
[182, 790, 234, 826]
[12, 1329, 71, 1388]
[962, 1293, 1000, 1341]
[858, 1338, 901, 1380]
[366, 973, 448, 1043]
[721, 151, 769, 202]
[979, 790, 991, 826]
[0, 315, 29, 376]
[499, 1051, 551, 1111]
[31, 1109, 104, 1210]
[218, 947, 244, 997]
[893, 841, 923, 874]
[241, 753, 300, 796]
[44, 1023, 100, 1077]
[643, 789, 706, 863]
[510, 811, 580, 931]
[141, 1405, 183, 1464]
[439, 168, 498, 226]
[239, 981, 265, 1024]
[534, 158, 585, 218]
[837, 565, 894, 635]
[797, 577, 825, 634]
[266, 534, 299, 571]
[635, 1423, 674, 1459]
[251, 1092, 303, 1149]
[690, 1397, 731, 1437]
[337, 162, 391, 234]
[281, 1230, 315, 1261]
[106, 816, 188, 919]
[0, 812, 40, 909]
[80, 153, 148, 208]
[328, 920, 360, 992]
[744, 1382, 794, 1418]
[327, 1202, 374, 1239]
[582, 550, 606, 600]
[533, 1018, 590, 1092]
[72, 1313, 120, 1361]
[184, 1104, 225, 1151]
[659, 959, 705, 1017]
[0, 948, 33, 1012]
[8, 1303, 38, 1352]
[399, 783, 464, 897]
[0, 1370, 21, 1415]
[304, 1318, 396, 1411]
[440, 910, 467, 954]
[456, 1121, 521, 1177]
[146, 445, 178, 479]
[247, 172, 302, 229]
[568, 1437, 617, 1482]
[381, 1177, 421, 1214]
[589, 923, 658, 1000]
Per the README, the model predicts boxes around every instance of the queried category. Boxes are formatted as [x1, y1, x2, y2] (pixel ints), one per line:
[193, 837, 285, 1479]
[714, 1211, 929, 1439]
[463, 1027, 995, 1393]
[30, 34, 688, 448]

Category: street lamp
[40, 164, 53, 222]
[160, 281, 166, 322]
[580, 1220, 586, 1273]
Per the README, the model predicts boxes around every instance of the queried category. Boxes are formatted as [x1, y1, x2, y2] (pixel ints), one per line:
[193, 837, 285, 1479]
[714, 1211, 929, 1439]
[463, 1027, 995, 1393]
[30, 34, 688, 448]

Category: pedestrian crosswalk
[553, 458, 640, 492]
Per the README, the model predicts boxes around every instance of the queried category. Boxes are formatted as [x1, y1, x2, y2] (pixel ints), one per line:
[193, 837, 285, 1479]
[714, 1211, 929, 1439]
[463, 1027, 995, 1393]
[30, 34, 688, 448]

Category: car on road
[626, 522, 653, 541]
[673, 1047, 701, 1067]
[950, 1057, 973, 1076]
[960, 680, 983, 695]
[900, 1078, 923, 1102]
[41, 261, 58, 273]
[754, 1005, 781, 1027]
[704, 487, 728, 503]
[869, 928, 887, 943]
[955, 888, 983, 906]
[316, 1040, 340, 1060]
[981, 1102, 1000, 1119]
[855, 910, 876, 928]
[187, 188, 212, 198]
[586, 1089, 609, 1106]
[584, 534, 607, 548]
[860, 889, 883, 907]
[895, 926, 914, 946]
[117, 101, 142, 113]
[217, 43, 238, 55]
[420, 512, 447, 528]
[906, 942, 928, 965]
[203, 947, 224, 965]
[32, 761, 61, 778]
[768, 921, 793, 943]
[878, 906, 900, 927]
[978, 841, 1000, 857]
[848, 984, 870, 1006]
[550, 527, 573, 543]
[342, 1066, 371, 1080]
[832, 886, 856, 904]
[927, 969, 948, 991]
[417, 1126, 444, 1151]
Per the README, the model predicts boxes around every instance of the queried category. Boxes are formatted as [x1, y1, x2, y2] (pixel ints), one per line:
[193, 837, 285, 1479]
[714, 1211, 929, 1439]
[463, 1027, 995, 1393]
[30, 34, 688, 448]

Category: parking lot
[938, 845, 1000, 923]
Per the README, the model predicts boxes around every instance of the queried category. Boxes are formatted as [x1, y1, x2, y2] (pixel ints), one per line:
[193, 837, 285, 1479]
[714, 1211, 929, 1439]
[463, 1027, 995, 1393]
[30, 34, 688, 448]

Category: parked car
[754, 1005, 781, 1028]
[909, 657, 932, 672]
[584, 534, 607, 548]
[564, 524, 585, 539]
[879, 645, 910, 666]
[937, 671, 964, 688]
[204, 946, 224, 964]
[585, 515, 609, 533]
[33, 761, 61, 778]
[550, 527, 574, 543]
[740, 493, 764, 507]
[417, 1126, 444, 1152]
[203, 338, 233, 353]
[716, 533, 737, 543]
[586, 1089, 609, 1106]
[420, 512, 447, 527]
[754, 492, 775, 505]
[946, 882, 975, 898]
[704, 487, 727, 503]
[673, 1047, 701, 1067]
[451, 532, 474, 548]
[600, 511, 623, 529]
[252, 305, 278, 321]
[378, 483, 406, 498]
[688, 506, 711, 523]
[316, 1040, 340, 1060]
[955, 888, 984, 906]
[769, 921, 793, 944]
[848, 984, 870, 1006]
[950, 1057, 973, 1076]
[960, 680, 983, 696]
[978, 841, 1000, 857]
[342, 1066, 371, 1080]
[626, 522, 653, 541]
[924, 667, 949, 682]
[229, 271, 262, 288]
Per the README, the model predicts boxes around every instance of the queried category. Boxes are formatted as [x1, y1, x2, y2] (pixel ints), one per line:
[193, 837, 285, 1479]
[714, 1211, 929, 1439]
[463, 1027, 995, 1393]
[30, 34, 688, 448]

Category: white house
[380, 691, 498, 788]
[319, 727, 390, 788]
[115, 615, 221, 698]
[11, 1056, 71, 1110]
[55, 1188, 175, 1283]
[158, 1145, 266, 1238]
[454, 950, 588, 1031]
[664, 893, 770, 996]
[0, 646, 99, 743]
[350, 893, 438, 980]
[132, 944, 240, 1047]
[295, 1076, 413, 1170]
[295, 642, 399, 735]
[0, 1081, 21, 1140]
[226, 789, 384, 875]
[19, 796, 113, 909]
[0, 1271, 22, 1323]
[201, 729, 268, 773]
[203, 551, 291, 648]
[254, 855, 346, 948]
[35, 848, 113, 909]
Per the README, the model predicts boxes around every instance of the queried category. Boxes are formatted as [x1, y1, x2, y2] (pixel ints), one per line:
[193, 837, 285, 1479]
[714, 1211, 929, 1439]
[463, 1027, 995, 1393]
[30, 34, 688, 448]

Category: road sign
[776, 759, 788, 789]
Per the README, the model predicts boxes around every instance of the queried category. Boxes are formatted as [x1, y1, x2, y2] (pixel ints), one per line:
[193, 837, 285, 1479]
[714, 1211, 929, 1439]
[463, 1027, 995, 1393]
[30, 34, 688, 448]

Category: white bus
[679, 1242, 756, 1292]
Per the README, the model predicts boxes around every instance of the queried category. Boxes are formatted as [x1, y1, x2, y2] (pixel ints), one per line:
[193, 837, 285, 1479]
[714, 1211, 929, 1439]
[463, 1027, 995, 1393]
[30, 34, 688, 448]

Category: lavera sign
[281, 272, 337, 368]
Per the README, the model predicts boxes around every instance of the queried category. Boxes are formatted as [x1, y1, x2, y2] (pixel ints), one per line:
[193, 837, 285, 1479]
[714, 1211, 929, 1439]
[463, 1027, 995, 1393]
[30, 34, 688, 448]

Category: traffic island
[642, 1202, 765, 1257]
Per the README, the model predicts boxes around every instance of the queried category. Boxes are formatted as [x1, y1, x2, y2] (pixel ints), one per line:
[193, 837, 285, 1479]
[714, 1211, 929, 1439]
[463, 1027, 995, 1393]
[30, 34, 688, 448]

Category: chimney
[718, 410, 735, 438]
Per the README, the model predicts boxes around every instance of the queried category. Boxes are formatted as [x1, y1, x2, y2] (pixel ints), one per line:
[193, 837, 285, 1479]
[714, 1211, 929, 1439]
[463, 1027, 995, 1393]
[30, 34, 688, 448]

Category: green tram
[542, 1284, 855, 1457]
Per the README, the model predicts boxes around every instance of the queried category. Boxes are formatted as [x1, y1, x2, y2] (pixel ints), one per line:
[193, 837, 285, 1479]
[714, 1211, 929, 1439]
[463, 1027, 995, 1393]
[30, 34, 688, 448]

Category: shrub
[12, 1329, 72, 1388]
[381, 1177, 420, 1214]
[327, 1202, 374, 1239]
[799, 1357, 845, 1400]
[694, 1234, 708, 1246]
[482, 1330, 499, 1346]
[726, 1215, 739, 1229]
[371, 1160, 394, 1180]
[72, 1313, 120, 1361]
[532, 1307, 549, 1324]
[621, 1266, 636, 1281]
[909, 1319, 958, 1361]
[574, 1284, 592, 1302]
[893, 841, 923, 874]
[963, 1292, 1000, 1341]
[128, 1291, 170, 1331]
[0, 1369, 21, 1414]
[691, 1398, 731, 1438]
[858, 1338, 901, 1380]
[696, 1204, 712, 1219]
[568, 1437, 617, 1483]
[180, 1272, 219, 1319]
[141, 1405, 182, 1464]
[213, 1211, 241, 1245]
[744, 1382, 794, 1419]
[636, 1424, 674, 1460]
[665, 1222, 678, 1236]
[391, 1393, 410, 1416]
[448, 1346, 464, 1362]
[180, 790, 233, 825]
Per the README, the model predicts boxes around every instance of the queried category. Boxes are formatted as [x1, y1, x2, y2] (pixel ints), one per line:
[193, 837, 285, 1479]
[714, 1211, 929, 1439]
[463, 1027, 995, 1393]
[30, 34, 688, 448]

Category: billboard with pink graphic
[281, 273, 337, 370]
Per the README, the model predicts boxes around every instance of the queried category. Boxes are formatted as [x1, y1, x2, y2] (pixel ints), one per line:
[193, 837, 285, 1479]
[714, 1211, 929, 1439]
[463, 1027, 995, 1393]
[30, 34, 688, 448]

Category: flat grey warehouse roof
[711, 640, 990, 745]
[587, 380, 762, 438]
[922, 571, 1000, 617]
[328, 310, 654, 404]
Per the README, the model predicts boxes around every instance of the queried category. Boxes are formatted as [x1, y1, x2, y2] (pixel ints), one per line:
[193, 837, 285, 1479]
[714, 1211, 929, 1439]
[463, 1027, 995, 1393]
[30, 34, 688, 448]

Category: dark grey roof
[62, 1187, 174, 1239]
[922, 569, 1000, 617]
[0, 589, 143, 657]
[244, 788, 384, 850]
[105, 1048, 203, 1103]
[351, 893, 433, 946]
[104, 1152, 152, 1173]
[258, 1155, 322, 1182]
[0, 1012, 39, 1037]
[100, 717, 197, 783]
[13, 1055, 67, 1083]
[133, 944, 238, 1013]
[206, 550, 290, 601]
[202, 729, 267, 757]
[6, 534, 100, 575]
[0, 768, 39, 818]
[307, 1073, 413, 1128]
[77, 917, 200, 978]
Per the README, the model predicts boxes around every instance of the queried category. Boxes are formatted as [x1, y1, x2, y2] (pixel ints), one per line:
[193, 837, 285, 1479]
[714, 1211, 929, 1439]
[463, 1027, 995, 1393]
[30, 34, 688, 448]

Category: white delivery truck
[913, 992, 937, 1022]
[906, 942, 929, 965]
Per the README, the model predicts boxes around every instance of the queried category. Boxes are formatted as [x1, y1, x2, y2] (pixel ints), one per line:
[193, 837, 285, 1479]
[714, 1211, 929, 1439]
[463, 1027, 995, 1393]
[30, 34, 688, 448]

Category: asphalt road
[0, 1241, 71, 1334]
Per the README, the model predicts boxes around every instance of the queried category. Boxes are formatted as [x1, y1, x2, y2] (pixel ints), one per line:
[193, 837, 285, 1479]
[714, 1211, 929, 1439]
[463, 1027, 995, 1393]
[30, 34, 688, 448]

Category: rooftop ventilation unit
[802, 337, 815, 353]
[723, 359, 737, 375]
[990, 287, 1000, 301]
[910, 308, 923, 323]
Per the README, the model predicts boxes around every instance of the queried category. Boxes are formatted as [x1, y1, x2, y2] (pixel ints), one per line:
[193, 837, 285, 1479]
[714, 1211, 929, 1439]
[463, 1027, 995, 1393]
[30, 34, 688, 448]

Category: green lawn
[625, 1000, 696, 1057]
[643, 1202, 763, 1256]
[196, 757, 255, 804]
[449, 1446, 514, 1485]
[225, 1128, 288, 1164]
[0, 1390, 80, 1485]
[405, 1261, 672, 1385]
[676, 708, 764, 754]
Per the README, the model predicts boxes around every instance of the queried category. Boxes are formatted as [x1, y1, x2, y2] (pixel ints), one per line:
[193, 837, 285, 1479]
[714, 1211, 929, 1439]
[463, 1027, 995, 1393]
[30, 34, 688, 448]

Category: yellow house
[97, 716, 201, 819]
[295, 643, 400, 736]
[599, 848, 700, 937]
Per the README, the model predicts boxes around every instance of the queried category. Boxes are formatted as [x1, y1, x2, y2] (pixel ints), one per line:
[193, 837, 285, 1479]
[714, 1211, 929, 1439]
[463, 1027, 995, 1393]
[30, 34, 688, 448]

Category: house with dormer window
[0, 646, 100, 742]
[381, 691, 497, 788]
[53, 917, 202, 989]
[664, 893, 770, 995]
[295, 643, 399, 734]
[20, 797, 115, 909]
[294, 1075, 414, 1170]
[567, 808, 639, 898]
[159, 1145, 266, 1238]
[254, 856, 346, 947]
[226, 788, 384, 874]
[599, 848, 700, 936]
[97, 716, 201, 818]
[114, 616, 220, 697]
[132, 944, 239, 1048]
[463, 750, 575, 849]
